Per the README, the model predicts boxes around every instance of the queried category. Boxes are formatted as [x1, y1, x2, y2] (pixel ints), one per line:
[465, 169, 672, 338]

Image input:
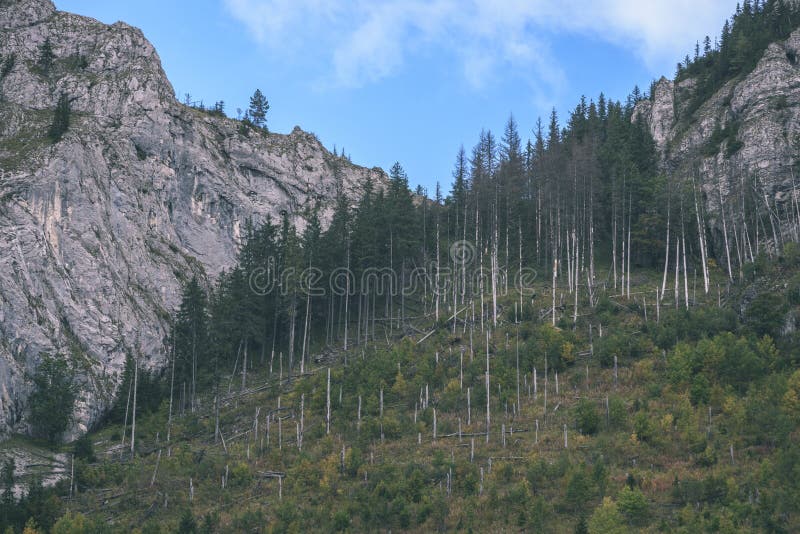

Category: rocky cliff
[634, 27, 800, 252]
[0, 0, 385, 438]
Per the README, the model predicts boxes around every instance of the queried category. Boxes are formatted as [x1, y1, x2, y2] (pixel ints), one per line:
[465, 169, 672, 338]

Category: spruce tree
[174, 276, 208, 409]
[48, 92, 70, 142]
[38, 38, 54, 76]
[28, 354, 77, 443]
[248, 89, 270, 130]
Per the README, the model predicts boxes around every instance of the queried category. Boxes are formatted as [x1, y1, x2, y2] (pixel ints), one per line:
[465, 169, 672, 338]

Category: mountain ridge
[0, 0, 385, 438]
[634, 25, 800, 253]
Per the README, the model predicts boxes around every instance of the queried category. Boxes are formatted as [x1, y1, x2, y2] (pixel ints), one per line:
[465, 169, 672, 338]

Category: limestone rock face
[0, 0, 385, 438]
[632, 77, 675, 151]
[634, 28, 800, 249]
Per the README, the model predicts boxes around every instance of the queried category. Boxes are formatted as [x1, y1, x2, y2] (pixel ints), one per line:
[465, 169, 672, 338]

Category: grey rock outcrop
[634, 28, 800, 251]
[0, 0, 385, 438]
[632, 77, 675, 151]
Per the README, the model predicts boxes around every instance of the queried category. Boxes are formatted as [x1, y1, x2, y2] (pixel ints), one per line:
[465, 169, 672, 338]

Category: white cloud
[225, 0, 736, 92]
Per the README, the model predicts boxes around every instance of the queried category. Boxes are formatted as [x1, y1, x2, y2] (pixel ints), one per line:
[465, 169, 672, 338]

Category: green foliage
[51, 512, 97, 534]
[668, 331, 780, 404]
[588, 497, 627, 534]
[174, 275, 209, 402]
[745, 292, 788, 338]
[37, 38, 54, 76]
[48, 92, 71, 143]
[782, 242, 800, 266]
[576, 398, 600, 435]
[246, 89, 269, 130]
[702, 119, 743, 157]
[651, 307, 739, 349]
[607, 396, 627, 430]
[104, 356, 165, 426]
[575, 515, 589, 534]
[596, 332, 652, 367]
[27, 354, 77, 443]
[616, 486, 648, 525]
[177, 509, 197, 533]
[564, 467, 595, 512]
[72, 435, 95, 463]
[7, 3, 800, 531]
[783, 369, 800, 423]
[0, 53, 15, 80]
[676, 1, 800, 124]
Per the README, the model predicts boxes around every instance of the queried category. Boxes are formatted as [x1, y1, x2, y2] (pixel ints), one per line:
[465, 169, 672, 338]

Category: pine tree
[38, 38, 54, 76]
[174, 277, 208, 411]
[27, 354, 77, 443]
[248, 89, 270, 130]
[1, 458, 14, 505]
[48, 93, 70, 142]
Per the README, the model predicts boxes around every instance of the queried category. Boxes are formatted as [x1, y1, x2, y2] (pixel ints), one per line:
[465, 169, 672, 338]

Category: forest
[3, 0, 800, 532]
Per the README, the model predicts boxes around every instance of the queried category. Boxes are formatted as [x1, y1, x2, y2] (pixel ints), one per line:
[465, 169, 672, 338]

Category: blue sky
[56, 0, 737, 195]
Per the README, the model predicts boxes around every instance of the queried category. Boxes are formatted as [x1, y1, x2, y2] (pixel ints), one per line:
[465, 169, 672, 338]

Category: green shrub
[788, 274, 800, 306]
[745, 292, 788, 338]
[608, 396, 627, 430]
[783, 242, 800, 266]
[73, 434, 96, 462]
[617, 486, 649, 525]
[588, 497, 626, 534]
[575, 399, 600, 435]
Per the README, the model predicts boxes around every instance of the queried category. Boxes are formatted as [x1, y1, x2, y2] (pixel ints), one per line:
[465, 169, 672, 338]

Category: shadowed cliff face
[0, 0, 385, 438]
[634, 28, 800, 251]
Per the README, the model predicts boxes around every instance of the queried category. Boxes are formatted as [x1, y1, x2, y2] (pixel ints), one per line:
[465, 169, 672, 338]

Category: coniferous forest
[3, 1, 800, 533]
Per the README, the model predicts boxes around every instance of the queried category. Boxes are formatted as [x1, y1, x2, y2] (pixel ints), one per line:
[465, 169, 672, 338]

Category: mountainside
[0, 0, 384, 438]
[2, 2, 800, 533]
[634, 26, 800, 252]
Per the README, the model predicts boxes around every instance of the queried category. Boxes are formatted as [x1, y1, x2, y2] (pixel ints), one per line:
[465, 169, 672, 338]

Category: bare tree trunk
[242, 340, 247, 392]
[492, 218, 499, 328]
[719, 175, 733, 280]
[435, 222, 441, 322]
[573, 230, 579, 323]
[344, 241, 350, 350]
[167, 341, 175, 447]
[460, 349, 464, 391]
[674, 235, 680, 308]
[467, 387, 471, 426]
[453, 254, 458, 334]
[214, 396, 220, 444]
[130, 354, 138, 457]
[612, 215, 618, 290]
[626, 192, 632, 298]
[692, 174, 710, 293]
[682, 225, 689, 309]
[288, 296, 297, 376]
[552, 258, 557, 326]
[301, 290, 311, 374]
[485, 331, 491, 443]
[515, 326, 521, 417]
[326, 368, 331, 435]
[661, 200, 671, 301]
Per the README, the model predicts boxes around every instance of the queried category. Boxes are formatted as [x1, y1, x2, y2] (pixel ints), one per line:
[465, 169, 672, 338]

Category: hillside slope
[21, 258, 800, 533]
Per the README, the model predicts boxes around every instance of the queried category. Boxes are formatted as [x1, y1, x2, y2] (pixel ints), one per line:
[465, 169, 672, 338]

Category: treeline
[676, 0, 800, 120]
[163, 91, 665, 400]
